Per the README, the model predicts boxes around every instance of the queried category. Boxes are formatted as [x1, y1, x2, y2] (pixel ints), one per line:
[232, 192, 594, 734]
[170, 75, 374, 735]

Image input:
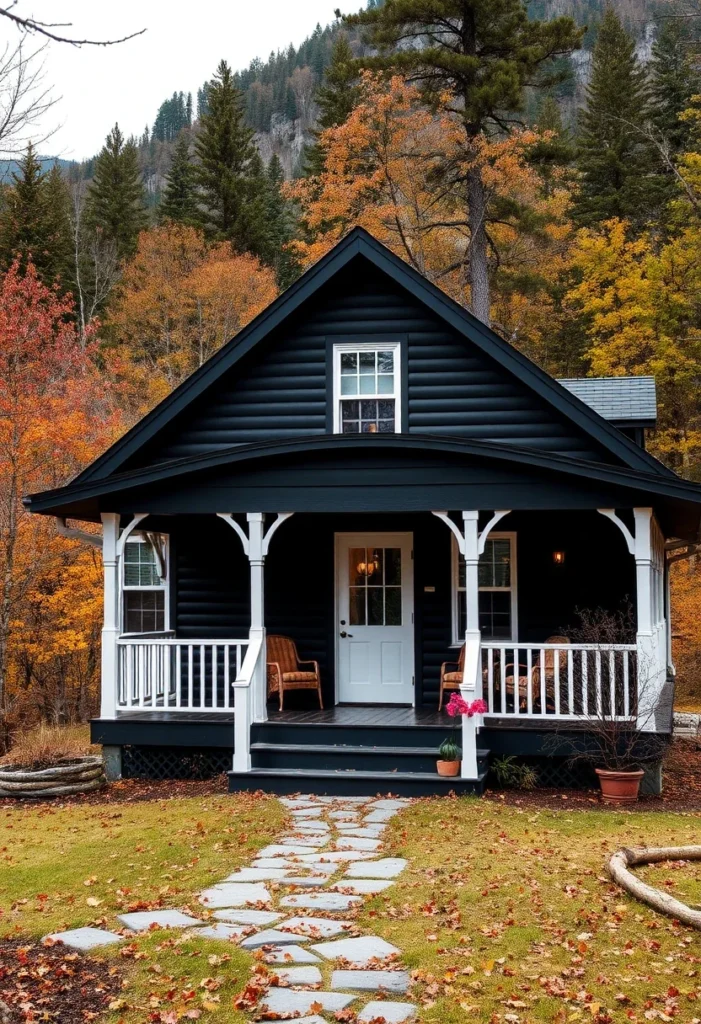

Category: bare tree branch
[0, 40, 56, 161]
[0, 5, 145, 47]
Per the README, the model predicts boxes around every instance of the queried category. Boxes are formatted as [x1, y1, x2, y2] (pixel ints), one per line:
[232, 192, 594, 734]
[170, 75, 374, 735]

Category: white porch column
[100, 513, 120, 719]
[633, 507, 664, 730]
[246, 512, 268, 724]
[461, 511, 482, 779]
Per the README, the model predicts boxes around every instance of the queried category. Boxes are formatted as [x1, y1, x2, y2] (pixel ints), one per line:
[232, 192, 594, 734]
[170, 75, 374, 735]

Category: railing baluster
[539, 647, 546, 715]
[487, 647, 494, 713]
[526, 647, 533, 716]
[567, 648, 574, 716]
[199, 644, 205, 709]
[554, 647, 561, 717]
[224, 644, 230, 709]
[609, 649, 616, 718]
[595, 649, 602, 717]
[188, 645, 194, 709]
[212, 644, 218, 709]
[175, 644, 182, 709]
[582, 649, 588, 717]
[513, 647, 520, 715]
[500, 647, 506, 714]
[623, 650, 630, 718]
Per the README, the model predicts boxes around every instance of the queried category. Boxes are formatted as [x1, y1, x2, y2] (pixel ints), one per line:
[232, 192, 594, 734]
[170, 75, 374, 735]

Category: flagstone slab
[45, 927, 123, 951]
[258, 844, 321, 858]
[358, 1001, 417, 1022]
[369, 799, 410, 809]
[240, 927, 310, 949]
[277, 1018, 326, 1024]
[280, 834, 330, 847]
[279, 916, 353, 939]
[335, 826, 385, 837]
[311, 935, 401, 965]
[335, 836, 383, 851]
[346, 858, 408, 879]
[271, 965, 323, 985]
[280, 798, 318, 809]
[332, 879, 394, 895]
[281, 875, 330, 887]
[196, 922, 250, 941]
[294, 821, 331, 832]
[331, 970, 410, 993]
[252, 858, 336, 873]
[295, 850, 377, 863]
[117, 910, 204, 931]
[199, 882, 271, 908]
[213, 909, 282, 925]
[281, 892, 362, 912]
[364, 808, 399, 822]
[223, 867, 290, 881]
[258, 989, 355, 1015]
[329, 810, 360, 820]
[263, 944, 321, 964]
[290, 807, 324, 818]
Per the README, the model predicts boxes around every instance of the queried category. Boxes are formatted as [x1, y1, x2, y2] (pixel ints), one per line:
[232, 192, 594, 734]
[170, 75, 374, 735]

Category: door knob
[340, 631, 353, 638]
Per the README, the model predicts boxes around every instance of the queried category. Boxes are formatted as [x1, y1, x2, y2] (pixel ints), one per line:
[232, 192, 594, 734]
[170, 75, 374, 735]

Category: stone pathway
[46, 794, 416, 1022]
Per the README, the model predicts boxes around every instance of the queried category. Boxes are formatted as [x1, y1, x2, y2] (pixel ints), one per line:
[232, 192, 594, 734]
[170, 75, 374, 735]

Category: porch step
[228, 766, 489, 797]
[251, 741, 490, 775]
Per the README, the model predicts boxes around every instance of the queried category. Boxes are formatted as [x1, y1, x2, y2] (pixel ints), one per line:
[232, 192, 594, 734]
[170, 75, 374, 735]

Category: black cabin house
[25, 228, 701, 794]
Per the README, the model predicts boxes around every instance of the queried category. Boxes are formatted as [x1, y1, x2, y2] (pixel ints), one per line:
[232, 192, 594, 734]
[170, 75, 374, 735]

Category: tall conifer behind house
[160, 132, 199, 225]
[573, 8, 666, 228]
[195, 60, 269, 257]
[86, 124, 147, 261]
[304, 34, 361, 176]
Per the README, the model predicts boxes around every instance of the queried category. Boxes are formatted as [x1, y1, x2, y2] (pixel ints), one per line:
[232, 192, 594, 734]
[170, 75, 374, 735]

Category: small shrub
[438, 738, 462, 762]
[1, 724, 95, 769]
[492, 755, 538, 790]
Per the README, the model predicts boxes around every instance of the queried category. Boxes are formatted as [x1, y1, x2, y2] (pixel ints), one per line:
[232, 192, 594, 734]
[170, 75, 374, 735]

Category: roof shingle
[557, 376, 657, 424]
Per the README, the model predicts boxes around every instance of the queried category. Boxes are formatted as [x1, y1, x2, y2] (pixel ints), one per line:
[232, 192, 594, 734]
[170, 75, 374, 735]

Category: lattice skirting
[121, 746, 232, 780]
[490, 757, 598, 790]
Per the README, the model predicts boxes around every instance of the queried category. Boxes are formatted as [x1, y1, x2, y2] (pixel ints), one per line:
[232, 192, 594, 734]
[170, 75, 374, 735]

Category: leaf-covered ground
[358, 798, 701, 1024]
[3, 786, 701, 1023]
[0, 790, 285, 1023]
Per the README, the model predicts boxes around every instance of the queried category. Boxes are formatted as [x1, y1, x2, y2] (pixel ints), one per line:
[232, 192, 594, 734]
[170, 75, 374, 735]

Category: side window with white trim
[452, 533, 517, 642]
[122, 535, 168, 634]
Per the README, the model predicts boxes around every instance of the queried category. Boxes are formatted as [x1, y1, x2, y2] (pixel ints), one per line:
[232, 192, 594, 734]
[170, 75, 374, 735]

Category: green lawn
[0, 789, 286, 1023]
[3, 790, 701, 1023]
[359, 799, 701, 1023]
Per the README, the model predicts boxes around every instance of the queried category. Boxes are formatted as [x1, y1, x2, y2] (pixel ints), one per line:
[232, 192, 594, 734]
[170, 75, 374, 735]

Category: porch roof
[24, 433, 701, 539]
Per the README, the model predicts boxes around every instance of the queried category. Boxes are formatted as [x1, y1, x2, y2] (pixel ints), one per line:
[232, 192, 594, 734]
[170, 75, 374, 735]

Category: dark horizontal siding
[130, 261, 610, 468]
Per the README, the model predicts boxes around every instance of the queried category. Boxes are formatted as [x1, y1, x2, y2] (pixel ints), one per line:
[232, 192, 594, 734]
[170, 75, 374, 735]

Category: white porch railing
[481, 642, 637, 721]
[116, 637, 250, 711]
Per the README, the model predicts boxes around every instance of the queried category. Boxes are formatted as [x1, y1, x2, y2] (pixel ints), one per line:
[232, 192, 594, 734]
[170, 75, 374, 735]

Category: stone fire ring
[0, 756, 106, 798]
[609, 845, 701, 929]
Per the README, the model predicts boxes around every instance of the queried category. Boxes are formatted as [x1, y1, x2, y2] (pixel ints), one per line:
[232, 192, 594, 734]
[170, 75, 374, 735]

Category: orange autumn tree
[288, 73, 573, 347]
[0, 261, 121, 745]
[109, 223, 278, 410]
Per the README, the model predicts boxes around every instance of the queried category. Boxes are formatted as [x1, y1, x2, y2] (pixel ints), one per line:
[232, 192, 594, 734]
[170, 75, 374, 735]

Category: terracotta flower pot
[595, 767, 645, 804]
[437, 759, 461, 777]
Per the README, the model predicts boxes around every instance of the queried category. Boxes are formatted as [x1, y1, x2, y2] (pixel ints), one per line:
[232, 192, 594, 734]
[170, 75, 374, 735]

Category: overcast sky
[14, 1, 344, 161]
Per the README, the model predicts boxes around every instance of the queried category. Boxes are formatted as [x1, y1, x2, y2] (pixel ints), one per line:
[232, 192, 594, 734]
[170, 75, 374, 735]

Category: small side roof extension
[557, 376, 657, 427]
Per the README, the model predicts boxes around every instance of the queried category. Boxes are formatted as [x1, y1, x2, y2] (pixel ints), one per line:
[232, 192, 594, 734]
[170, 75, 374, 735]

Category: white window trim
[451, 531, 518, 645]
[120, 532, 170, 635]
[332, 340, 402, 434]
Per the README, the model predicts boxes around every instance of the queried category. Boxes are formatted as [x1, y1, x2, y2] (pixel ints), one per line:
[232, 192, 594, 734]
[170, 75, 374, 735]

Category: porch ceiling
[23, 434, 701, 539]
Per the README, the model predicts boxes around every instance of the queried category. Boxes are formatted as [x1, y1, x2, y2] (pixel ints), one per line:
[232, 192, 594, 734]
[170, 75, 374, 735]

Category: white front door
[335, 533, 414, 704]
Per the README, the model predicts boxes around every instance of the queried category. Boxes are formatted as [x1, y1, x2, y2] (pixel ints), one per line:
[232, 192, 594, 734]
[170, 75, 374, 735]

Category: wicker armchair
[439, 644, 465, 710]
[266, 635, 323, 711]
[503, 634, 570, 712]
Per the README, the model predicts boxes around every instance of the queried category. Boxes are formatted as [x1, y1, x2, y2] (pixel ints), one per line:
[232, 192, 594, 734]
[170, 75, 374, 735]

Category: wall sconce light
[553, 550, 565, 565]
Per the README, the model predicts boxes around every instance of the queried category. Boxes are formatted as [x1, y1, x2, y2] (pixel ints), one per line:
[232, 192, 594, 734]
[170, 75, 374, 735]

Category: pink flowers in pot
[446, 693, 488, 717]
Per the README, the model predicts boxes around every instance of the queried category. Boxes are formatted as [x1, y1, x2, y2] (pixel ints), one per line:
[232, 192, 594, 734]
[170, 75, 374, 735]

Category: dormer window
[333, 341, 401, 433]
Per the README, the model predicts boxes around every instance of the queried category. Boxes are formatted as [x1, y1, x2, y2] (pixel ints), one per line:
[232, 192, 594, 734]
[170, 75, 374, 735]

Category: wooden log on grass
[0, 756, 106, 798]
[609, 846, 701, 929]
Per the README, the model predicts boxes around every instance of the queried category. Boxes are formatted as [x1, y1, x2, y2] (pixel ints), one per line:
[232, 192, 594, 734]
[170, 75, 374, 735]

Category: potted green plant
[437, 737, 462, 776]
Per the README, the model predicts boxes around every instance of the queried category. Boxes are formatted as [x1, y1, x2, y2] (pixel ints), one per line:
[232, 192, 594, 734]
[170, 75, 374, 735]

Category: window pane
[478, 591, 511, 640]
[343, 419, 359, 433]
[341, 352, 357, 373]
[350, 548, 366, 587]
[359, 374, 376, 395]
[385, 548, 401, 586]
[378, 418, 395, 432]
[478, 539, 511, 589]
[378, 350, 394, 373]
[377, 374, 394, 394]
[349, 587, 365, 625]
[124, 591, 165, 633]
[341, 375, 358, 395]
[377, 400, 394, 419]
[360, 400, 377, 419]
[124, 541, 159, 586]
[458, 557, 465, 590]
[359, 351, 375, 373]
[385, 587, 401, 625]
[457, 590, 466, 637]
[367, 587, 383, 625]
[368, 547, 382, 582]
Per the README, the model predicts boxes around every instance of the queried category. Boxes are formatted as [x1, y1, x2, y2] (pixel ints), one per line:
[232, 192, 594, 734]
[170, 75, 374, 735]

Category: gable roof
[71, 227, 672, 484]
[558, 377, 657, 426]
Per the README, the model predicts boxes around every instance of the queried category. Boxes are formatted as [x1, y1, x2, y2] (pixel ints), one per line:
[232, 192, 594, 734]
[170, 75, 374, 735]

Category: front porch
[92, 505, 671, 793]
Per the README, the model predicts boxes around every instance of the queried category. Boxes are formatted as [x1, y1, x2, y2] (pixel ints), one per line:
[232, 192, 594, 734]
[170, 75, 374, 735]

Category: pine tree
[528, 94, 575, 194]
[264, 154, 300, 288]
[573, 8, 667, 228]
[304, 34, 361, 177]
[194, 59, 269, 256]
[342, 0, 583, 325]
[650, 19, 700, 156]
[0, 146, 73, 288]
[160, 132, 199, 224]
[86, 124, 147, 260]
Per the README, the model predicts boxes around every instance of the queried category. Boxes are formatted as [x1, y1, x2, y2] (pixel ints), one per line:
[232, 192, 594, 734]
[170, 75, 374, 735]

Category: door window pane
[367, 587, 383, 625]
[347, 545, 402, 627]
[385, 587, 401, 625]
[349, 587, 365, 625]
